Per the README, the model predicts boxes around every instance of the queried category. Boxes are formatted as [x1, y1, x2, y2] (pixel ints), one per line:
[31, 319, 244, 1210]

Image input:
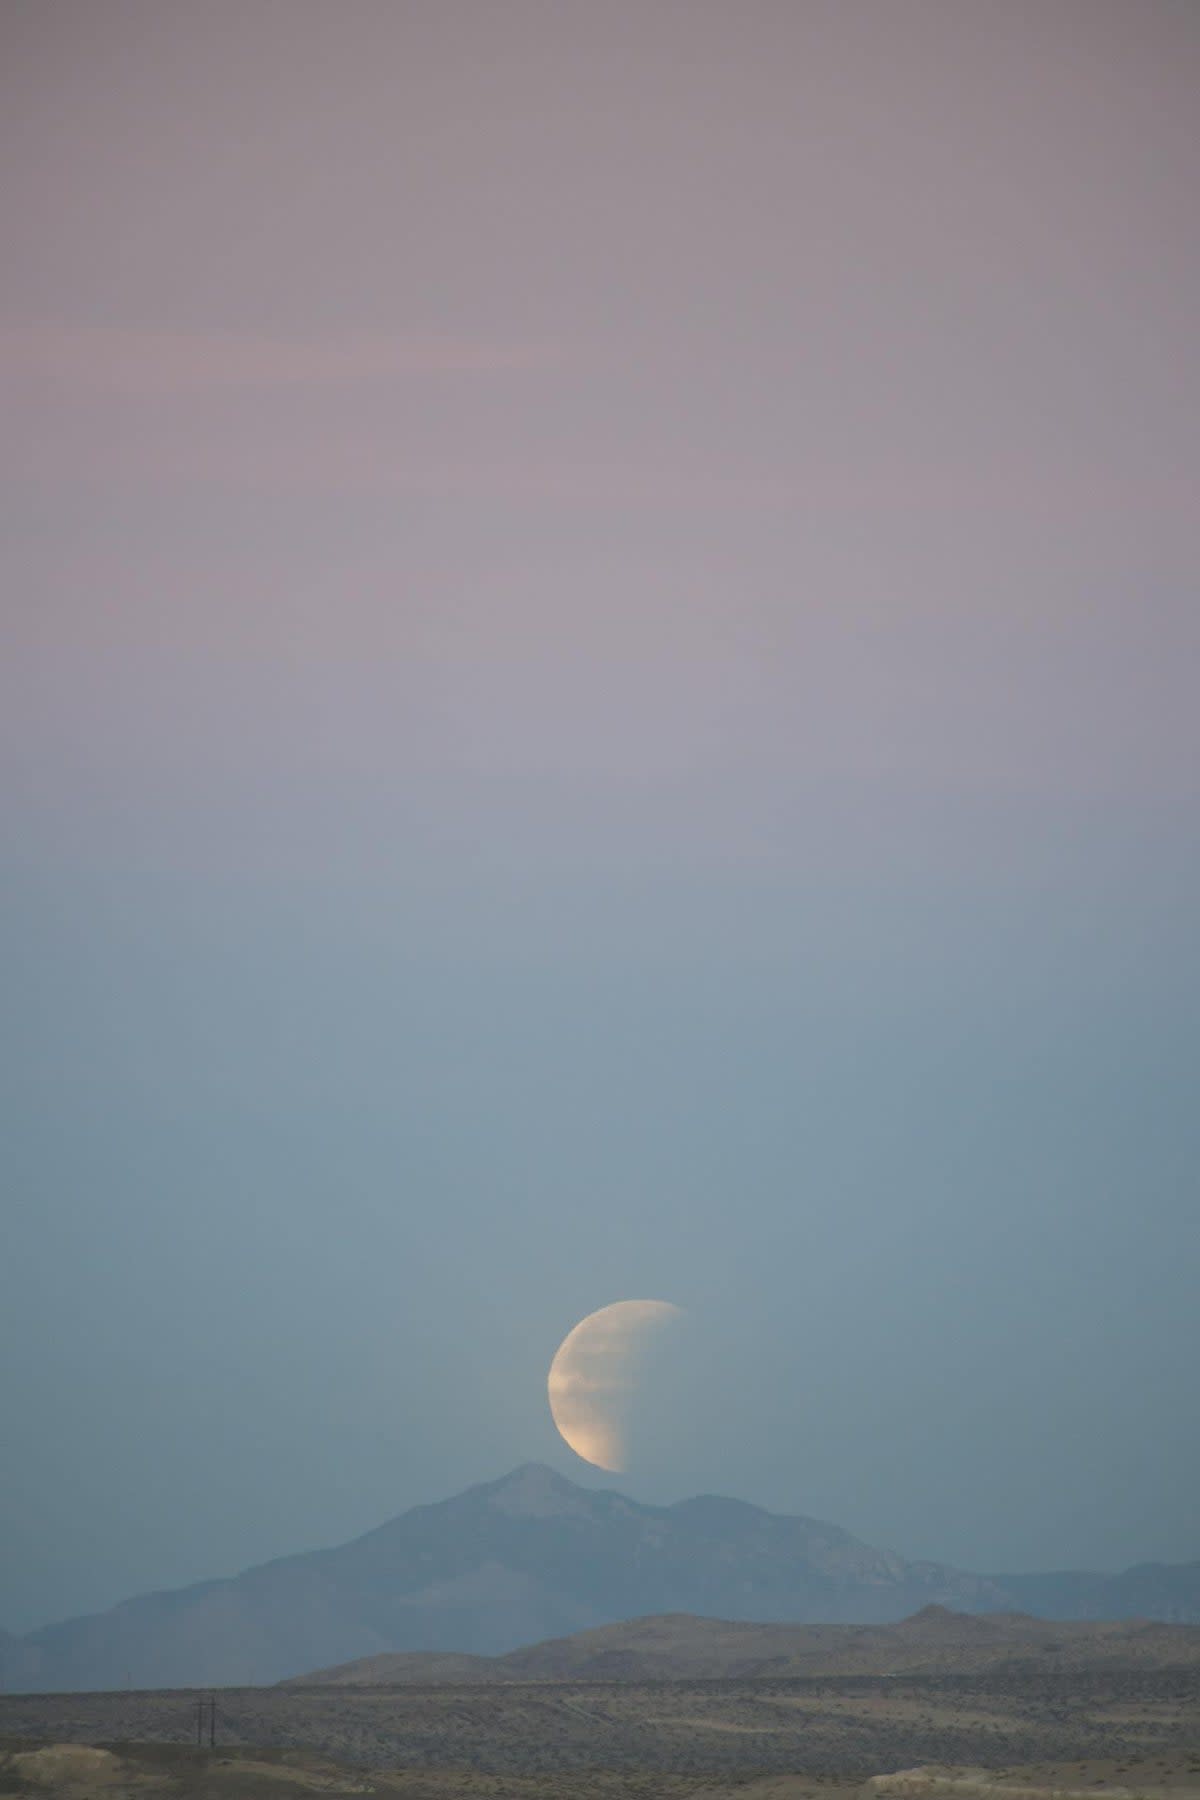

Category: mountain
[289, 1604, 1200, 1685]
[998, 1562, 1200, 1623]
[3, 1463, 1198, 1692]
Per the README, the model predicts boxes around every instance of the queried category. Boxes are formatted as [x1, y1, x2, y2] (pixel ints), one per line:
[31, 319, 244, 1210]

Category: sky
[1, 0, 1198, 1637]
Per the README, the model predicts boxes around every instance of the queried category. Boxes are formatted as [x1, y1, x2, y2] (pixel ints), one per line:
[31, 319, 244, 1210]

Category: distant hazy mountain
[3, 1463, 1198, 1692]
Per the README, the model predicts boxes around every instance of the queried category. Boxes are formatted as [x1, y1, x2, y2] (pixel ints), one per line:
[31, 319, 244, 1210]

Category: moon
[547, 1299, 684, 1472]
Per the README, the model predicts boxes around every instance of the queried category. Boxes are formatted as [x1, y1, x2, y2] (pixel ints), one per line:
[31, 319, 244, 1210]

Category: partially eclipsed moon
[547, 1299, 683, 1472]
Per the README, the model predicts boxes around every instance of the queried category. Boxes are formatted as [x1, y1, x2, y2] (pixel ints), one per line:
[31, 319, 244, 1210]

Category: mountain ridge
[3, 1463, 1197, 1692]
[285, 1601, 1200, 1686]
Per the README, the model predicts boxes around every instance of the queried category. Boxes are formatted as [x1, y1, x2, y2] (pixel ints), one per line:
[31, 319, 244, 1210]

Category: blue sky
[2, 0, 1198, 1634]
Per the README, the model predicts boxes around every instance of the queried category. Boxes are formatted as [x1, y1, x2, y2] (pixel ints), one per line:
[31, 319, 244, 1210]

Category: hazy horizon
[12, 1454, 1198, 1642]
[3, 0, 1198, 1638]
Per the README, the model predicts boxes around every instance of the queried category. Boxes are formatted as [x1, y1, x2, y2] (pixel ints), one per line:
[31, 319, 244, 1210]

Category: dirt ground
[0, 1666, 1197, 1795]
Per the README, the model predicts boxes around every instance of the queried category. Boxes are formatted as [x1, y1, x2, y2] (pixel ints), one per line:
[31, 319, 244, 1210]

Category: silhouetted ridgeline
[289, 1604, 1200, 1685]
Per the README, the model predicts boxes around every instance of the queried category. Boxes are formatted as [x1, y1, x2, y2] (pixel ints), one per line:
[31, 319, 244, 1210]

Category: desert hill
[3, 1464, 1199, 1692]
[289, 1604, 1200, 1684]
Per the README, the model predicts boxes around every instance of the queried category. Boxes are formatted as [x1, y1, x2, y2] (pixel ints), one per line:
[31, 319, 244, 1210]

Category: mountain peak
[486, 1463, 591, 1518]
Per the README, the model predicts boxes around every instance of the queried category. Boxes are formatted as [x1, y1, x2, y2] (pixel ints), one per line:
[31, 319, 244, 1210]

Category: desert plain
[2, 1613, 1199, 1800]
